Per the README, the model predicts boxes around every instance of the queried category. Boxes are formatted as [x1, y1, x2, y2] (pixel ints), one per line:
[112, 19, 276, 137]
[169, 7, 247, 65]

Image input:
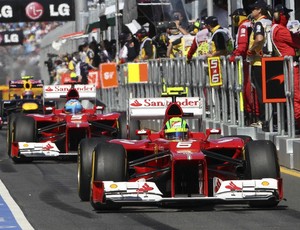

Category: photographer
[172, 10, 189, 35]
[152, 22, 169, 58]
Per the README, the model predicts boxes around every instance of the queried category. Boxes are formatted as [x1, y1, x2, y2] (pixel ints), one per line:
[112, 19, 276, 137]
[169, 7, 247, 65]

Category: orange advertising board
[99, 63, 118, 88]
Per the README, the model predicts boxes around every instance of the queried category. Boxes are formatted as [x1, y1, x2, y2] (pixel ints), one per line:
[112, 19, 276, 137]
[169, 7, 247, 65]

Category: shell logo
[261, 181, 270, 186]
[110, 184, 118, 189]
[23, 143, 29, 147]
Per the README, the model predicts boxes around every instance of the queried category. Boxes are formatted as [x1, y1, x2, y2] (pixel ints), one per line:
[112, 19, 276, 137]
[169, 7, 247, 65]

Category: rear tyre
[128, 120, 141, 140]
[117, 112, 128, 139]
[117, 112, 141, 139]
[244, 140, 280, 208]
[91, 142, 127, 210]
[7, 113, 22, 157]
[12, 115, 36, 163]
[78, 137, 110, 201]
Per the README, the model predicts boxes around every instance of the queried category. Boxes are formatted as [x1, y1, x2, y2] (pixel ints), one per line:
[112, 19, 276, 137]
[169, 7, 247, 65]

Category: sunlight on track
[281, 166, 300, 178]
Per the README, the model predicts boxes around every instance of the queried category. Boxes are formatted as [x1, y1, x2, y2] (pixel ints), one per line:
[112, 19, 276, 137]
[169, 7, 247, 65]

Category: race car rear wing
[43, 84, 97, 100]
[9, 79, 44, 89]
[129, 97, 203, 120]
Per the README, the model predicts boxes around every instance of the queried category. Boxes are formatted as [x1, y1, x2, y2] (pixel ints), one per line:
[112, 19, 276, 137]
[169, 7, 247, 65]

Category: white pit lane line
[0, 180, 34, 230]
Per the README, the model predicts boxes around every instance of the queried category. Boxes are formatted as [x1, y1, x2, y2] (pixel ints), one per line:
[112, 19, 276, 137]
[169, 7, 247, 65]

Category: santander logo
[130, 100, 142, 107]
[26, 2, 44, 20]
[130, 98, 200, 107]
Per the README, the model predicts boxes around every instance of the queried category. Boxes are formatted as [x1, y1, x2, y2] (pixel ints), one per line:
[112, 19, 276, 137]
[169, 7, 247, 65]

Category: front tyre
[91, 142, 127, 210]
[78, 137, 109, 201]
[244, 140, 280, 208]
[12, 115, 36, 163]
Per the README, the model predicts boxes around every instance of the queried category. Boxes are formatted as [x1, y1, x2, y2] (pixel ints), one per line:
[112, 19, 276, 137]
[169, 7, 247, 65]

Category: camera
[47, 53, 58, 58]
[173, 14, 179, 20]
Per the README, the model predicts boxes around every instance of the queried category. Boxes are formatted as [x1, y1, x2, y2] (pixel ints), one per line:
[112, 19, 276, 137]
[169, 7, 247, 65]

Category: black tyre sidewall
[78, 137, 110, 201]
[244, 140, 280, 179]
[91, 142, 127, 210]
[93, 142, 127, 182]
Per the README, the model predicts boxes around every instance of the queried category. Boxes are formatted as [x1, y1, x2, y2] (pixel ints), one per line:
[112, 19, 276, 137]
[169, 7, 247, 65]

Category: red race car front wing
[91, 178, 282, 208]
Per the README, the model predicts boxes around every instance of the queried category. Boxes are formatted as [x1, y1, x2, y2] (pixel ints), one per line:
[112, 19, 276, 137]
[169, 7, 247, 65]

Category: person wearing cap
[82, 42, 95, 67]
[166, 22, 184, 58]
[246, 0, 272, 127]
[119, 33, 139, 63]
[228, 9, 260, 123]
[172, 10, 189, 35]
[271, 4, 300, 130]
[134, 27, 155, 61]
[204, 16, 233, 57]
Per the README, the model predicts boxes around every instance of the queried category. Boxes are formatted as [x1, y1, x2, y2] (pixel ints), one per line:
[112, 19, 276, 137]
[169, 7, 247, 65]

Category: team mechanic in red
[271, 4, 300, 130]
[228, 8, 260, 124]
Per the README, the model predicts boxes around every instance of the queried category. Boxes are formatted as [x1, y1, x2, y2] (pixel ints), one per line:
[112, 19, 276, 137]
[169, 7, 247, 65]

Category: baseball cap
[205, 16, 218, 26]
[230, 8, 247, 16]
[249, 0, 268, 10]
[274, 4, 293, 13]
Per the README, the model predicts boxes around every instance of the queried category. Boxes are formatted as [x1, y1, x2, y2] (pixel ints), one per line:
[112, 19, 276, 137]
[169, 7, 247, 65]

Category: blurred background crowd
[0, 21, 64, 85]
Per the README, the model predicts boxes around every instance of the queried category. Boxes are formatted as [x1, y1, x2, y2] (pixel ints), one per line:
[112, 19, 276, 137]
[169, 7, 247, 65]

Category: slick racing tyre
[7, 113, 22, 157]
[244, 140, 280, 208]
[12, 115, 36, 163]
[117, 112, 140, 139]
[78, 137, 110, 201]
[91, 142, 127, 210]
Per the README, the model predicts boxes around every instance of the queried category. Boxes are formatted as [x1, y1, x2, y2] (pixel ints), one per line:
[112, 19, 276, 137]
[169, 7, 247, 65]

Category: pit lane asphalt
[0, 127, 300, 230]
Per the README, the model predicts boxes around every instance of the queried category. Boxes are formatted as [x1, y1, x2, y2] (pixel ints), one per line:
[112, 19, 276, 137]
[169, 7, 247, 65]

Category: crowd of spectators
[0, 21, 64, 84]
[41, 0, 300, 131]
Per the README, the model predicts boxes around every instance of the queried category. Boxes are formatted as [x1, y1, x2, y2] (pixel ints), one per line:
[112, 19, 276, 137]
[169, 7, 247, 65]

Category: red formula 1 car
[78, 89, 283, 209]
[8, 84, 127, 163]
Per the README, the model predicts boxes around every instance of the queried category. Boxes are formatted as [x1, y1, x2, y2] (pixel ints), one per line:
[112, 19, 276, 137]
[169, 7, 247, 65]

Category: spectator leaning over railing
[246, 0, 272, 128]
[187, 17, 210, 62]
[228, 8, 260, 125]
[271, 4, 300, 130]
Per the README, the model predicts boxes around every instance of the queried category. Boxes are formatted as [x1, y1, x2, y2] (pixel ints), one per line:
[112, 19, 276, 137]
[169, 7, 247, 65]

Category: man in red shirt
[229, 8, 259, 124]
[271, 4, 300, 129]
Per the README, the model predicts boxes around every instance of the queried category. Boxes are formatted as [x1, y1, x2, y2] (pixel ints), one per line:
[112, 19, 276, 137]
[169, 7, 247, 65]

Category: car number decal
[176, 141, 193, 148]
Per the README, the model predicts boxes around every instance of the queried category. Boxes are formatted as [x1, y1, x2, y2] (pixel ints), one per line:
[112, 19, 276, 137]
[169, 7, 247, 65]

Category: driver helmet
[64, 99, 83, 114]
[164, 117, 189, 140]
[22, 90, 34, 99]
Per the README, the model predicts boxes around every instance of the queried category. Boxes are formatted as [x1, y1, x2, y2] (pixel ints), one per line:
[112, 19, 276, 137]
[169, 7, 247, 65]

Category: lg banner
[0, 0, 75, 22]
[0, 30, 24, 46]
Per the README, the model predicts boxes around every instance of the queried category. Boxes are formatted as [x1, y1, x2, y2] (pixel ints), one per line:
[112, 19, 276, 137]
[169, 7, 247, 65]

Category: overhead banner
[0, 0, 75, 22]
[0, 30, 24, 46]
